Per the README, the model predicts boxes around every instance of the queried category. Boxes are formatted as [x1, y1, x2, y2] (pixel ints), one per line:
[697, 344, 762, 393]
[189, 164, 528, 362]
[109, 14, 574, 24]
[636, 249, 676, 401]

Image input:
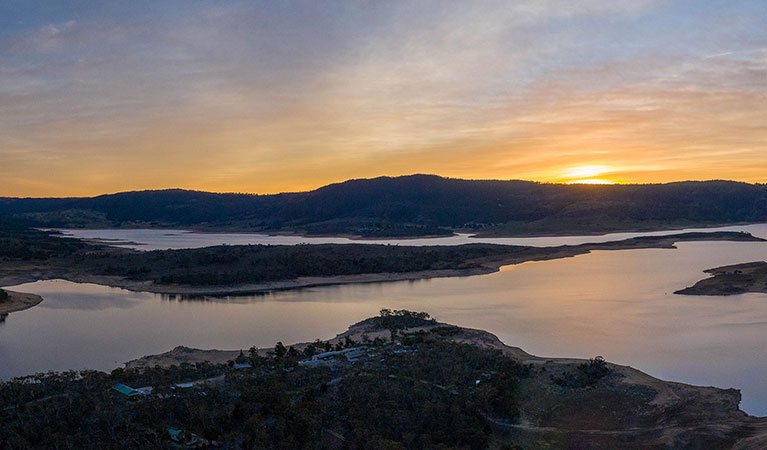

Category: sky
[1, 0, 766, 197]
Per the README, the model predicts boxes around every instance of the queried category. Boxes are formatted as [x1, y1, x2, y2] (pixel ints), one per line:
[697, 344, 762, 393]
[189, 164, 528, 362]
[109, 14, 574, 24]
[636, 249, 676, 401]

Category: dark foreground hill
[2, 310, 766, 449]
[1, 175, 766, 236]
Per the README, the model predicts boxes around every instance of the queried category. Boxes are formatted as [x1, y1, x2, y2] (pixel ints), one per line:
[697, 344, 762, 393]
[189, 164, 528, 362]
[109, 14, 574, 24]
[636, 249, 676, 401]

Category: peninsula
[0, 288, 42, 315]
[0, 227, 762, 297]
[2, 310, 765, 449]
[676, 261, 767, 296]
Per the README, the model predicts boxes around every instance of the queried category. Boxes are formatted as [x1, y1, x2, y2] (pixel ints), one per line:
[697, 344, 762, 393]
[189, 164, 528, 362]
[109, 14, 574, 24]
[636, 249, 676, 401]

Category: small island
[676, 261, 767, 296]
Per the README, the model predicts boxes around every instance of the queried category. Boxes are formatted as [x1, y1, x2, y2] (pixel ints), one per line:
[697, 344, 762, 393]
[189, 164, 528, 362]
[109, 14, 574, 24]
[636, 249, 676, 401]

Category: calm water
[54, 223, 767, 250]
[2, 226, 766, 416]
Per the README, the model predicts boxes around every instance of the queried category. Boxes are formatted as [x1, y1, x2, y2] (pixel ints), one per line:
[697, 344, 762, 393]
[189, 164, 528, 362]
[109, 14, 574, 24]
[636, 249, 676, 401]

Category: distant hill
[1, 175, 766, 236]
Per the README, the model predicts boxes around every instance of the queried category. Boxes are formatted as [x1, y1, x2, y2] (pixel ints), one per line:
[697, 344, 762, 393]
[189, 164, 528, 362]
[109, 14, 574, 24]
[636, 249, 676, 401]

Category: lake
[53, 224, 767, 250]
[2, 225, 767, 416]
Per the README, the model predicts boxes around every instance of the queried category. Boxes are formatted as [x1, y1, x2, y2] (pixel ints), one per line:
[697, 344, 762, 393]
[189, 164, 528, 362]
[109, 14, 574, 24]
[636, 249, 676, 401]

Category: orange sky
[1, 1, 766, 197]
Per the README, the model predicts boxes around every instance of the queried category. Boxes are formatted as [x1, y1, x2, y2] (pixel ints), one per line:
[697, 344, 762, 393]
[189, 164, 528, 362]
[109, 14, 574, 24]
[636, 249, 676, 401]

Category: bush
[0, 289, 7, 302]
[553, 356, 610, 388]
[579, 356, 610, 382]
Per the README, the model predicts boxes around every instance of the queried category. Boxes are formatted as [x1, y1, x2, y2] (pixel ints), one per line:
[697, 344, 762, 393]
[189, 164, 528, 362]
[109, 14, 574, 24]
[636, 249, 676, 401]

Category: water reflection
[38, 292, 144, 311]
[162, 292, 275, 304]
[1, 239, 767, 416]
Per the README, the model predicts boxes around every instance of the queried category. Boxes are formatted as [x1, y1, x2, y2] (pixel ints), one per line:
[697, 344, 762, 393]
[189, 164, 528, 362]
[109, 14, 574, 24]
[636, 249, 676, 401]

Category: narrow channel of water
[54, 223, 767, 250]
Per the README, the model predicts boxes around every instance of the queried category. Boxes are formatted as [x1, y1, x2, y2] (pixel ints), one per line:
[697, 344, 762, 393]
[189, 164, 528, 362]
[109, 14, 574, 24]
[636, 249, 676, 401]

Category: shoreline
[0, 289, 43, 314]
[123, 318, 767, 440]
[0, 267, 494, 296]
[468, 220, 764, 238]
[675, 261, 767, 296]
[3, 232, 762, 297]
[17, 315, 767, 447]
[124, 317, 535, 369]
[50, 220, 765, 241]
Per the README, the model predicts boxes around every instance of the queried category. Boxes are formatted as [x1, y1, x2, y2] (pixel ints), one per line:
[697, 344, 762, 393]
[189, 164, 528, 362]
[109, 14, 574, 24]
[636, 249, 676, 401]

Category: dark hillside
[1, 175, 765, 235]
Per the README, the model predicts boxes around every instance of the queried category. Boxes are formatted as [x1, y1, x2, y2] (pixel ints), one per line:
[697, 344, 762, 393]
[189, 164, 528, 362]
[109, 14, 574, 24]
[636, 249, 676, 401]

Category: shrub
[553, 356, 610, 388]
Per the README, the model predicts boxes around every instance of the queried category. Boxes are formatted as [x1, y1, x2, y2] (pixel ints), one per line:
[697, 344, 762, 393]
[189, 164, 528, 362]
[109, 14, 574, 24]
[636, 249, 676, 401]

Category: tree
[274, 342, 287, 359]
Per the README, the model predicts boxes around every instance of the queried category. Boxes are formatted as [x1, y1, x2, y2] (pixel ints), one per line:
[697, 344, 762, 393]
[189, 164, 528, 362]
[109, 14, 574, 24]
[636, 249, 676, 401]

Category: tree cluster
[3, 175, 766, 235]
[0, 326, 531, 449]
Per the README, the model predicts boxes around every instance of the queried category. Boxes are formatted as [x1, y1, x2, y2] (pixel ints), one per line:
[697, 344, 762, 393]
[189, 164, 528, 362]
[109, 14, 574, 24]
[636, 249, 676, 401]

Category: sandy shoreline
[24, 312, 767, 447]
[470, 220, 763, 238]
[0, 266, 497, 297]
[123, 319, 767, 439]
[124, 318, 533, 369]
[53, 220, 765, 241]
[676, 261, 767, 296]
[2, 232, 762, 297]
[0, 289, 43, 314]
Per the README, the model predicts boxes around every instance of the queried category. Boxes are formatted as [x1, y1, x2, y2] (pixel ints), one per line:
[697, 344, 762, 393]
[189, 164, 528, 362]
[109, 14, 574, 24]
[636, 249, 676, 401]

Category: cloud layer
[1, 0, 765, 195]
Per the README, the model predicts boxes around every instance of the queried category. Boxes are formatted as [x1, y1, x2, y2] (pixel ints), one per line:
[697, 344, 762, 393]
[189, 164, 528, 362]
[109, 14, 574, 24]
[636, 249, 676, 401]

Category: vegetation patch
[3, 176, 767, 236]
[553, 356, 611, 388]
[0, 313, 529, 449]
[0, 226, 84, 260]
[365, 308, 437, 330]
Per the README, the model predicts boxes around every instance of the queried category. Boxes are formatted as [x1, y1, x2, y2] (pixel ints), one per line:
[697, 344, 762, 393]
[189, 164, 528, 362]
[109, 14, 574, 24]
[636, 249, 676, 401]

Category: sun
[566, 178, 616, 185]
[559, 165, 618, 185]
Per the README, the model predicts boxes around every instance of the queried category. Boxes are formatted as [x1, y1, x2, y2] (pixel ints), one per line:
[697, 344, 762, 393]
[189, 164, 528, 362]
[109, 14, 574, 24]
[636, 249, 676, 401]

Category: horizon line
[2, 174, 763, 199]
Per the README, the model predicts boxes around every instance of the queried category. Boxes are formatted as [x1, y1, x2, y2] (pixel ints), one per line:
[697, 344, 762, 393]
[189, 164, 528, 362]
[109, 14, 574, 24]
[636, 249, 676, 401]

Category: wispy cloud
[0, 0, 765, 195]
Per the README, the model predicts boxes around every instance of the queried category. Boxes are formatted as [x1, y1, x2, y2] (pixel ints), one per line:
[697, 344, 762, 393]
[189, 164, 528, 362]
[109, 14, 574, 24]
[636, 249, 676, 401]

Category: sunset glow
[1, 1, 765, 196]
[566, 179, 617, 185]
[3, 1, 767, 439]
[561, 166, 612, 180]
[558, 165, 621, 184]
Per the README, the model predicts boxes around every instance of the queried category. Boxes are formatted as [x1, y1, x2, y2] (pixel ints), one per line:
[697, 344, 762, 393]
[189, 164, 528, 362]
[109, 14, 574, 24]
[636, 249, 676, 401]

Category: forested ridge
[1, 310, 751, 450]
[0, 227, 761, 289]
[0, 312, 532, 449]
[2, 175, 765, 236]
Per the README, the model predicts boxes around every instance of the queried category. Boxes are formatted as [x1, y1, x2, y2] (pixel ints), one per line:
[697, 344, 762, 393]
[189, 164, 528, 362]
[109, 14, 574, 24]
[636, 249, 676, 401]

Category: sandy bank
[3, 232, 761, 297]
[123, 317, 767, 448]
[0, 289, 43, 314]
[124, 318, 533, 369]
[676, 261, 767, 296]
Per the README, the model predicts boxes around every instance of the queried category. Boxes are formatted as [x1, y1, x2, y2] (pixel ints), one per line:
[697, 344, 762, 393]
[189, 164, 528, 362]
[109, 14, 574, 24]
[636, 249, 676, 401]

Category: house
[232, 362, 252, 370]
[393, 349, 414, 354]
[112, 383, 141, 400]
[299, 346, 368, 367]
[344, 347, 367, 362]
[168, 428, 208, 448]
[135, 386, 154, 395]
